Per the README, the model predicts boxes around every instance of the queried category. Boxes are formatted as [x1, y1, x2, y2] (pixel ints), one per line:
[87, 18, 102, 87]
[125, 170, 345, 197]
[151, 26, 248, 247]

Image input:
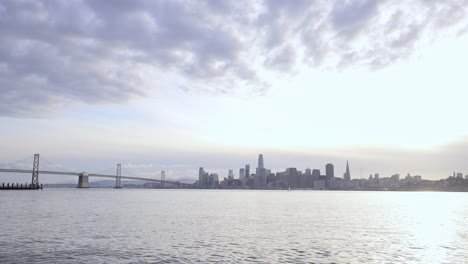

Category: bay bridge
[0, 154, 192, 189]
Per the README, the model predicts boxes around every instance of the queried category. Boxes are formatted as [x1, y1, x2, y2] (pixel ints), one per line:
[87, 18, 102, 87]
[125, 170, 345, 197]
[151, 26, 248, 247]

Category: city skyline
[2, 1, 468, 180]
[198, 153, 466, 184]
[196, 153, 468, 191]
[1, 149, 468, 184]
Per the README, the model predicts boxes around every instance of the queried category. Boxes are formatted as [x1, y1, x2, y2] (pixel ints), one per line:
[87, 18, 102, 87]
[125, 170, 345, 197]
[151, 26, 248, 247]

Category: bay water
[1, 189, 467, 263]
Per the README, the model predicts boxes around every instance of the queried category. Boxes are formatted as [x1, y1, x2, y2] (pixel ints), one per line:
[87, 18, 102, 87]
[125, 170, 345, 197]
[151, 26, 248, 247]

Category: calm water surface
[0, 189, 467, 263]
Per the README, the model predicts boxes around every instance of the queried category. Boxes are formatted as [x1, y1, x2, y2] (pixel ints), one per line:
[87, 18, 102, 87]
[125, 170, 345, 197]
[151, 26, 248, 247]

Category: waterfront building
[286, 168, 299, 188]
[266, 173, 276, 186]
[314, 180, 326, 190]
[245, 164, 250, 179]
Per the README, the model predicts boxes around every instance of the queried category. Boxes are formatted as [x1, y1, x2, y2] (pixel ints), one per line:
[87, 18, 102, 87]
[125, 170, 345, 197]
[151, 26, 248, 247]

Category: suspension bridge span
[0, 154, 192, 189]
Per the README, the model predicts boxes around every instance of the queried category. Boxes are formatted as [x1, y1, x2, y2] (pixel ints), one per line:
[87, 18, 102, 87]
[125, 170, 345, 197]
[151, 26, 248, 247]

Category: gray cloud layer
[1, 0, 467, 116]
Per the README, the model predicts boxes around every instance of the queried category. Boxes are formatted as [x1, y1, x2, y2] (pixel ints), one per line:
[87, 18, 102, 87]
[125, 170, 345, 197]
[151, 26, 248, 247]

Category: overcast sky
[1, 0, 468, 183]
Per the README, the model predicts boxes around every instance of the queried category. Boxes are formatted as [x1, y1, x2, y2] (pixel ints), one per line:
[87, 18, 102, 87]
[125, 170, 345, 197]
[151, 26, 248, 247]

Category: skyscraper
[256, 154, 266, 186]
[245, 164, 250, 179]
[239, 168, 245, 181]
[343, 161, 351, 181]
[326, 163, 334, 179]
[199, 167, 204, 186]
[258, 154, 264, 169]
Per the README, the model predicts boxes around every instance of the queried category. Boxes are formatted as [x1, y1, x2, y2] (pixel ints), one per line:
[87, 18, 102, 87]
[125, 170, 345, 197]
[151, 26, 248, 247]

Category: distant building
[314, 180, 326, 190]
[228, 169, 234, 179]
[245, 164, 250, 179]
[255, 154, 267, 186]
[343, 161, 351, 181]
[312, 169, 321, 180]
[304, 169, 312, 187]
[255, 169, 266, 186]
[300, 172, 308, 188]
[210, 173, 219, 187]
[239, 168, 245, 181]
[199, 167, 205, 186]
[266, 173, 276, 186]
[258, 154, 264, 169]
[254, 174, 263, 187]
[326, 163, 334, 179]
[286, 168, 299, 188]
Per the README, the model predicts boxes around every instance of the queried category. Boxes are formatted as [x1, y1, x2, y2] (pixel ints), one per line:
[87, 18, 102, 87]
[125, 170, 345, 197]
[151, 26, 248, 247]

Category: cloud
[331, 0, 380, 39]
[1, 0, 467, 117]
[264, 44, 297, 71]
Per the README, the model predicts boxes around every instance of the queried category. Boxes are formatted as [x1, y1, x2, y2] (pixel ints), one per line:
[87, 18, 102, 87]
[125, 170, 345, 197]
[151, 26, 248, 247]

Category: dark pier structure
[0, 182, 42, 190]
[1, 154, 43, 191]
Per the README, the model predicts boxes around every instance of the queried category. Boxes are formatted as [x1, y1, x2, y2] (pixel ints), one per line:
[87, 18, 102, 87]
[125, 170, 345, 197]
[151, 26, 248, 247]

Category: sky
[1, 0, 468, 183]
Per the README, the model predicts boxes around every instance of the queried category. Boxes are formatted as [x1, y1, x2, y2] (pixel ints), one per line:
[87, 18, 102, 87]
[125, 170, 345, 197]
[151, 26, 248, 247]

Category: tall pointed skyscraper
[256, 154, 266, 186]
[344, 161, 351, 181]
[258, 154, 264, 169]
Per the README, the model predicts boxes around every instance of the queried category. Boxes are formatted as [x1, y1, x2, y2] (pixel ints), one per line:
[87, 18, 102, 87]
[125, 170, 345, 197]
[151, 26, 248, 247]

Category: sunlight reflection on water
[0, 190, 467, 263]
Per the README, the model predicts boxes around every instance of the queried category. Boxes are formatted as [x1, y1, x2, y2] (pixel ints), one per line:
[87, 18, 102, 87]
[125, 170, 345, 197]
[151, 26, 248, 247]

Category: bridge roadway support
[77, 173, 89, 188]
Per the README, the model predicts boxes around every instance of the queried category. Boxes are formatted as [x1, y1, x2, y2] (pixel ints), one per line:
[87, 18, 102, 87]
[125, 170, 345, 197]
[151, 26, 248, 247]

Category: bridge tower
[31, 154, 39, 188]
[115, 164, 122, 189]
[161, 171, 165, 188]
